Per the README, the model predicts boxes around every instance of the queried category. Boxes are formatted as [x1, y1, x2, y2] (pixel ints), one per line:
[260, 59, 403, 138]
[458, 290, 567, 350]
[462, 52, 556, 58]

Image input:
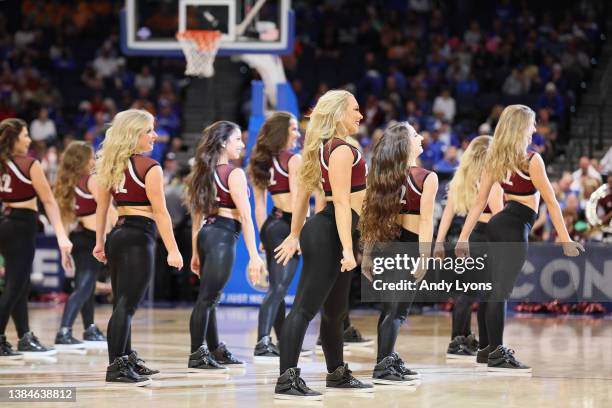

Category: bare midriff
[271, 192, 292, 213]
[505, 192, 540, 212]
[325, 189, 366, 216]
[4, 197, 37, 211]
[118, 205, 154, 219]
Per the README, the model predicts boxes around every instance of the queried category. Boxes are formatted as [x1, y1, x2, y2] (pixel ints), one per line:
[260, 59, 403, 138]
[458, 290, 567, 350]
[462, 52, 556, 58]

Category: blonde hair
[486, 104, 535, 183]
[54, 141, 94, 224]
[300, 90, 354, 192]
[95, 109, 154, 191]
[449, 135, 492, 216]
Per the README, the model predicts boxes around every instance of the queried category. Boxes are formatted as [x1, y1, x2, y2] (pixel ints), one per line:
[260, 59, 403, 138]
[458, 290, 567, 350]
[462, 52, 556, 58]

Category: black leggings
[451, 221, 489, 339]
[60, 227, 99, 329]
[106, 216, 156, 363]
[189, 216, 240, 353]
[376, 228, 418, 362]
[482, 201, 535, 350]
[279, 203, 358, 373]
[257, 209, 299, 341]
[0, 208, 37, 338]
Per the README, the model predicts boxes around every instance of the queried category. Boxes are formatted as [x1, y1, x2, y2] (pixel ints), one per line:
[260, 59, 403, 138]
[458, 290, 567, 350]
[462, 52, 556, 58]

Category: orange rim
[176, 30, 222, 51]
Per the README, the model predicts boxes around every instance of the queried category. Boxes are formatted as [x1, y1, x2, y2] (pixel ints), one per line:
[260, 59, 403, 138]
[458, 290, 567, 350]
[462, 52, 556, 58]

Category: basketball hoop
[176, 30, 222, 78]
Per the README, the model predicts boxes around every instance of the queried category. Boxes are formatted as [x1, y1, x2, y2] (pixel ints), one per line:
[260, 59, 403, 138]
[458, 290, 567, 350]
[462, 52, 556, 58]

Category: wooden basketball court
[1, 305, 610, 407]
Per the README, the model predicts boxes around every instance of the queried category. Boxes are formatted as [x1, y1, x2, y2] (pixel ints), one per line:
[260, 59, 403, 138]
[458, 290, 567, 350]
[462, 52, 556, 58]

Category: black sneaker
[0, 334, 22, 360]
[373, 356, 415, 385]
[326, 363, 374, 393]
[476, 345, 490, 365]
[274, 367, 322, 401]
[487, 346, 532, 374]
[446, 336, 476, 359]
[211, 342, 245, 366]
[188, 345, 227, 371]
[106, 356, 152, 387]
[83, 324, 107, 346]
[54, 328, 86, 350]
[254, 336, 280, 362]
[390, 352, 420, 379]
[464, 334, 479, 354]
[343, 326, 374, 348]
[17, 332, 57, 356]
[128, 351, 160, 376]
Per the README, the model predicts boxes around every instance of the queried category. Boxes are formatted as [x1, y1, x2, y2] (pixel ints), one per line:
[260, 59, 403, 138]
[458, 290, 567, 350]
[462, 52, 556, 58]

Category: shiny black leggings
[189, 216, 240, 353]
[376, 228, 418, 362]
[257, 209, 299, 341]
[60, 228, 99, 329]
[106, 216, 156, 363]
[279, 203, 357, 373]
[0, 209, 37, 337]
[451, 222, 489, 339]
[482, 201, 535, 350]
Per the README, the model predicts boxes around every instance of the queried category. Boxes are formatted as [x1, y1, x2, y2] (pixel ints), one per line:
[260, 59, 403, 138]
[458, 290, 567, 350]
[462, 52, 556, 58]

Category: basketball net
[176, 30, 222, 78]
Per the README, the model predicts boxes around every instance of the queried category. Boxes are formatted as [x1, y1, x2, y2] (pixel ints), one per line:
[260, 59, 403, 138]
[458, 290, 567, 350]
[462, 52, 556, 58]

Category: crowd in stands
[0, 1, 608, 245]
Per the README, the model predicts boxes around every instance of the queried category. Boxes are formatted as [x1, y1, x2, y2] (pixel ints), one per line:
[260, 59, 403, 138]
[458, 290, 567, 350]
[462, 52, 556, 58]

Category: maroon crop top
[267, 150, 294, 195]
[111, 155, 159, 206]
[0, 156, 37, 203]
[75, 175, 96, 217]
[320, 138, 367, 196]
[400, 167, 432, 215]
[500, 152, 537, 196]
[215, 164, 238, 209]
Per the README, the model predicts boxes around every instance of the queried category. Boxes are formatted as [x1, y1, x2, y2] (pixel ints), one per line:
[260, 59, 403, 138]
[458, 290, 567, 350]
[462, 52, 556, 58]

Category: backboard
[121, 0, 294, 56]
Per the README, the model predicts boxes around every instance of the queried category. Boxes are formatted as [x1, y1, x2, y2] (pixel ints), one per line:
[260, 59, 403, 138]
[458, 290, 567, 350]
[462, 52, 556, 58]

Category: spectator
[92, 43, 122, 78]
[134, 65, 156, 93]
[434, 146, 460, 175]
[571, 156, 602, 192]
[432, 89, 456, 123]
[30, 107, 57, 144]
[538, 82, 564, 121]
[502, 68, 530, 95]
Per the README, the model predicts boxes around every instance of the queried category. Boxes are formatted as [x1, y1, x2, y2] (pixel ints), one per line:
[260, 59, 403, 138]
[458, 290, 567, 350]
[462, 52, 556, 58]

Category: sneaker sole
[325, 386, 374, 393]
[253, 355, 280, 363]
[299, 350, 313, 357]
[19, 349, 57, 356]
[373, 378, 417, 386]
[54, 344, 86, 350]
[0, 354, 23, 360]
[446, 353, 476, 360]
[274, 393, 323, 401]
[105, 378, 152, 387]
[402, 373, 421, 380]
[187, 366, 228, 373]
[487, 366, 532, 375]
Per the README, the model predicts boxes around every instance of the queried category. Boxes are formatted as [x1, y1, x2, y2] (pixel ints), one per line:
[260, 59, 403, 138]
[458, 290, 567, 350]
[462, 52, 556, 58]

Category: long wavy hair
[248, 111, 295, 189]
[54, 141, 94, 224]
[0, 118, 27, 171]
[95, 109, 154, 191]
[185, 121, 240, 216]
[300, 90, 353, 193]
[449, 135, 492, 216]
[359, 122, 412, 244]
[486, 105, 535, 183]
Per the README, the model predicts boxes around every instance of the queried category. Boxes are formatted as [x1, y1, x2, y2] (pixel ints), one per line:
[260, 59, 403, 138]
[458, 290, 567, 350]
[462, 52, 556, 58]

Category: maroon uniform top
[75, 175, 96, 217]
[320, 138, 367, 196]
[400, 167, 432, 215]
[0, 156, 37, 203]
[267, 150, 295, 195]
[215, 164, 239, 209]
[500, 153, 537, 196]
[111, 155, 159, 206]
